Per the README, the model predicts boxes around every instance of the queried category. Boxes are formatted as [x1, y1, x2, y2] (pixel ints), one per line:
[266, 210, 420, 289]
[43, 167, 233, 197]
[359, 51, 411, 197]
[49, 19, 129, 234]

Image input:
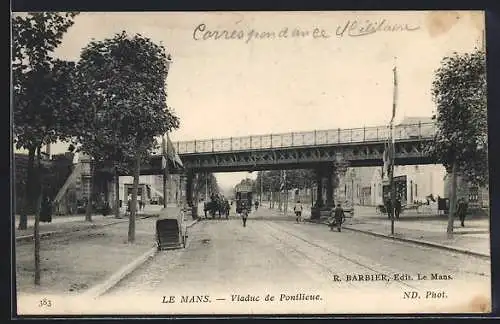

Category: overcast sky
[16, 11, 484, 190]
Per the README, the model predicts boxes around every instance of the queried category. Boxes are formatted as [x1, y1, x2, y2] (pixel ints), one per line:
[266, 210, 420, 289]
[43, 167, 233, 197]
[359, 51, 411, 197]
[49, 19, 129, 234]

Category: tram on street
[235, 183, 253, 214]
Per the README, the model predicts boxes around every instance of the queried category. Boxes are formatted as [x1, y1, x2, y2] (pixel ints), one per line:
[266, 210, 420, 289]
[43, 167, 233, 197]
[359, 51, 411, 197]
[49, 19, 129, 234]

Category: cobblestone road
[103, 212, 491, 314]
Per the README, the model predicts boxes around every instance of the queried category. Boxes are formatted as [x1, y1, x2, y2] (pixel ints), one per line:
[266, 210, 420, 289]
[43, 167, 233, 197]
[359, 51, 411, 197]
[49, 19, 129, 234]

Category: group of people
[293, 199, 346, 232]
[384, 198, 403, 219]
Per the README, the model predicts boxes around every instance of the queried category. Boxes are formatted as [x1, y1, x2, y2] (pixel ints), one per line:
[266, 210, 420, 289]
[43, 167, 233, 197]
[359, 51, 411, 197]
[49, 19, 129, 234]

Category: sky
[14, 11, 485, 190]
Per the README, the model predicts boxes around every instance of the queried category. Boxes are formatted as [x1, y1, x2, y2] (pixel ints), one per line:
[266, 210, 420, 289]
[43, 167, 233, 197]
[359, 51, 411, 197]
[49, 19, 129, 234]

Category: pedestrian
[294, 200, 303, 223]
[241, 205, 249, 227]
[385, 198, 393, 220]
[332, 203, 345, 232]
[394, 198, 402, 219]
[456, 198, 468, 227]
[40, 194, 52, 223]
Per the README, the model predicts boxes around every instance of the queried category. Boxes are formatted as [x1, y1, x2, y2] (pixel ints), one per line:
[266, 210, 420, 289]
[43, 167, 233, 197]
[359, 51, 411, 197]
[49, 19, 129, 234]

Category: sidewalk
[16, 206, 199, 297]
[343, 214, 490, 257]
[265, 204, 490, 258]
[16, 217, 159, 296]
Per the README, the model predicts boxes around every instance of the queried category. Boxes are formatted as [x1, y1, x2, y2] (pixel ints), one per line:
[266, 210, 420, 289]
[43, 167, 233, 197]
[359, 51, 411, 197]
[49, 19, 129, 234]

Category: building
[14, 151, 74, 214]
[337, 167, 376, 206]
[119, 174, 181, 206]
[443, 174, 489, 210]
[370, 164, 447, 206]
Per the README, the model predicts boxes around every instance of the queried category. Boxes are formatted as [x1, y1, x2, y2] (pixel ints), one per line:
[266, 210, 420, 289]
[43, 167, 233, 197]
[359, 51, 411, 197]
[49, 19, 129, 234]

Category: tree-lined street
[12, 11, 490, 315]
[105, 208, 490, 309]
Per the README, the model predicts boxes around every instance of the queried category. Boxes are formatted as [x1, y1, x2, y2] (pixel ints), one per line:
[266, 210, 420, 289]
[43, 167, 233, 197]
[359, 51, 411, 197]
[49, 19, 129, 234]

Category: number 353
[39, 298, 52, 307]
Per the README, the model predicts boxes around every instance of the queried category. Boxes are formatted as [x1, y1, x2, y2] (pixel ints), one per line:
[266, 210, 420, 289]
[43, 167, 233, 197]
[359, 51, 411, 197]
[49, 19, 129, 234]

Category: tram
[235, 183, 253, 214]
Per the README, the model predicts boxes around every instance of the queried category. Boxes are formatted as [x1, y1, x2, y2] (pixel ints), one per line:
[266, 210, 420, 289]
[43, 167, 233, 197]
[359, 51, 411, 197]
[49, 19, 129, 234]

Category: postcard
[12, 10, 490, 316]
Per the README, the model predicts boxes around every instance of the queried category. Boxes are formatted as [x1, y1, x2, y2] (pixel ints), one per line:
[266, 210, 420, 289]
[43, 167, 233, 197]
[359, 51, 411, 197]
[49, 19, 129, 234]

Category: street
[102, 207, 490, 314]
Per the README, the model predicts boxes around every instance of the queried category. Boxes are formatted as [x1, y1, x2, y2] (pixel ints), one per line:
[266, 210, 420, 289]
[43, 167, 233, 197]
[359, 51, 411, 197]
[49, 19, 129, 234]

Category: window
[414, 184, 418, 197]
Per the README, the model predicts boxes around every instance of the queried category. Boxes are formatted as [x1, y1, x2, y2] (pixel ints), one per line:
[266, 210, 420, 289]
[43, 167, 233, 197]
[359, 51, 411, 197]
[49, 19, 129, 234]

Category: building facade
[118, 174, 181, 205]
[443, 174, 489, 210]
[370, 164, 447, 206]
[337, 167, 377, 206]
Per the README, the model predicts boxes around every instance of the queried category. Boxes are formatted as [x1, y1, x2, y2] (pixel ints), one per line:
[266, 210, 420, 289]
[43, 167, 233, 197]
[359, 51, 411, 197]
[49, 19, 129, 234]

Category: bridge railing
[174, 122, 436, 154]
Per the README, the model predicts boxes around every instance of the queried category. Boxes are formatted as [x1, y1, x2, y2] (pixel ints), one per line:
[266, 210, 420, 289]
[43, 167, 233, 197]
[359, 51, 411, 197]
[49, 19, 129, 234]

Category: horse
[204, 200, 218, 219]
[203, 195, 230, 220]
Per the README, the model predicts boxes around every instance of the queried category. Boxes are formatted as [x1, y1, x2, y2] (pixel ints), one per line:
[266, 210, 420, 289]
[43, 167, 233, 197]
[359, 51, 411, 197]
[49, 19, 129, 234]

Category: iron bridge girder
[178, 139, 434, 173]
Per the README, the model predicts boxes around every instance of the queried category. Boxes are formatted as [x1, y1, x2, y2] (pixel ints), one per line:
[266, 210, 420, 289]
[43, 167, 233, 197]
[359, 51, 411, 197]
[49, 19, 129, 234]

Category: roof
[397, 116, 435, 137]
[398, 116, 433, 125]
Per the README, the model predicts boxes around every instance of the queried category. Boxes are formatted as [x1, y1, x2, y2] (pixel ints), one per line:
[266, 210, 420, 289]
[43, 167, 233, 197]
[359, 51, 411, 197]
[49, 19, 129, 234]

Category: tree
[12, 12, 79, 230]
[75, 31, 180, 243]
[193, 172, 220, 201]
[12, 12, 79, 285]
[427, 49, 487, 235]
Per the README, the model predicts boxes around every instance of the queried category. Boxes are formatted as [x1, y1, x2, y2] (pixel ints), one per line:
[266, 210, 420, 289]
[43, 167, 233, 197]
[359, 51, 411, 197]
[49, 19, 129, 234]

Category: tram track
[261, 221, 424, 291]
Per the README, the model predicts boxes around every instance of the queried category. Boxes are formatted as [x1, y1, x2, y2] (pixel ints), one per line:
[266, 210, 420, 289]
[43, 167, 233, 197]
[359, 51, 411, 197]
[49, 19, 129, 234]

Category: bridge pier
[185, 170, 199, 220]
[311, 164, 336, 221]
[186, 170, 194, 207]
[326, 165, 335, 208]
[314, 169, 324, 208]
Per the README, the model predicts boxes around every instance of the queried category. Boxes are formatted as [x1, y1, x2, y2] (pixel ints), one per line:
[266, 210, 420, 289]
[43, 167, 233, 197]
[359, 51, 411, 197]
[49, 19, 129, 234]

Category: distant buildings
[443, 174, 489, 210]
[369, 164, 447, 206]
[14, 149, 183, 215]
[119, 174, 181, 205]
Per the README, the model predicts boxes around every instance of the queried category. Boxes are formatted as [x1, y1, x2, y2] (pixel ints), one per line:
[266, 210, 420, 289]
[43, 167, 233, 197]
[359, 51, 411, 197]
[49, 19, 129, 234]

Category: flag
[391, 66, 398, 124]
[161, 155, 167, 170]
[279, 170, 286, 191]
[382, 143, 389, 179]
[162, 134, 184, 170]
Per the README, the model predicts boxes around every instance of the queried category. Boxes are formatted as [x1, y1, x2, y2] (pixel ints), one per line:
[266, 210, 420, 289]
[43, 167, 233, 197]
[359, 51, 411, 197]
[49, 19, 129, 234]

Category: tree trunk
[18, 147, 36, 230]
[85, 161, 95, 222]
[34, 145, 42, 285]
[128, 152, 141, 243]
[447, 161, 458, 236]
[114, 166, 120, 219]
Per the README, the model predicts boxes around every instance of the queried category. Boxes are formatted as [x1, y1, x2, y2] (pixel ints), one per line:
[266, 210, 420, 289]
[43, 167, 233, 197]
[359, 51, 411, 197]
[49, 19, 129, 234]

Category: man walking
[241, 205, 249, 227]
[332, 203, 345, 232]
[456, 198, 468, 227]
[394, 198, 402, 220]
[294, 200, 303, 223]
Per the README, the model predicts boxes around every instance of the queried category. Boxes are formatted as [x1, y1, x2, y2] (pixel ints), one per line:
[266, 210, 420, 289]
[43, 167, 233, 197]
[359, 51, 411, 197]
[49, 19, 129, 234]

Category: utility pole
[260, 171, 263, 204]
[389, 125, 395, 235]
[284, 170, 288, 216]
[205, 172, 208, 201]
[351, 172, 354, 207]
[389, 62, 398, 236]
